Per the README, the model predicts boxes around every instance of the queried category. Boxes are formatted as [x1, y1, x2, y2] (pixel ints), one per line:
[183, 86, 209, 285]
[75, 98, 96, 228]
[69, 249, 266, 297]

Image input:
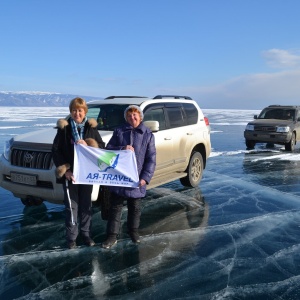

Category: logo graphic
[97, 151, 120, 172]
[24, 152, 34, 163]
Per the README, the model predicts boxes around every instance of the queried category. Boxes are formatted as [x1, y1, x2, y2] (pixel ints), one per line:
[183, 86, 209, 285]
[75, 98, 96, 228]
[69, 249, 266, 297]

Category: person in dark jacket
[52, 97, 105, 249]
[102, 105, 156, 249]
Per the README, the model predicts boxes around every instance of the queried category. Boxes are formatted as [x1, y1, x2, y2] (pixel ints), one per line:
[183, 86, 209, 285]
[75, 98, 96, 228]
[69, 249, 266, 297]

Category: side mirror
[254, 115, 258, 119]
[143, 121, 159, 132]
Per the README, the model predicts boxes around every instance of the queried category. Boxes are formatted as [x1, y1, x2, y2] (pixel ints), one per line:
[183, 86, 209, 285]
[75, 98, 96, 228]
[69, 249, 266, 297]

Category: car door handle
[187, 133, 193, 135]
[164, 137, 172, 140]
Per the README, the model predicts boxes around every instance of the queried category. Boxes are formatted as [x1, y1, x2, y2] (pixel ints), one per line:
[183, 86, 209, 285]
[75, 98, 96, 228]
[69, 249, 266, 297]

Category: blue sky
[1, 0, 300, 109]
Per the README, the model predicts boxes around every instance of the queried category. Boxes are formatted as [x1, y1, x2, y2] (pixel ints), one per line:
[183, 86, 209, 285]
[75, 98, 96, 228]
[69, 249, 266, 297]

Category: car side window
[183, 103, 198, 125]
[165, 106, 185, 129]
[143, 108, 166, 130]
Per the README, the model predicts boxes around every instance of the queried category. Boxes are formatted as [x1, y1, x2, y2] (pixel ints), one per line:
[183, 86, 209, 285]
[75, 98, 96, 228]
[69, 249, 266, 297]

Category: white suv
[0, 95, 211, 206]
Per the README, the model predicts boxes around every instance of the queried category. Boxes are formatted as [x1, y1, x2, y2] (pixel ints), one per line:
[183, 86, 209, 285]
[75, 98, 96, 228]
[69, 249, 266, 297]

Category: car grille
[11, 149, 53, 170]
[254, 125, 276, 132]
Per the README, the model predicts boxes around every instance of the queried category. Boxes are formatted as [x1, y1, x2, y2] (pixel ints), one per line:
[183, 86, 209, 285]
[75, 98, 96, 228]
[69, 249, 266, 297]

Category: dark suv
[244, 105, 300, 151]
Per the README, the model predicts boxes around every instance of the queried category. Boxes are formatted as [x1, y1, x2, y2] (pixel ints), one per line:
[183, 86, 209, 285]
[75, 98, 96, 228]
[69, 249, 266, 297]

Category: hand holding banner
[73, 144, 139, 187]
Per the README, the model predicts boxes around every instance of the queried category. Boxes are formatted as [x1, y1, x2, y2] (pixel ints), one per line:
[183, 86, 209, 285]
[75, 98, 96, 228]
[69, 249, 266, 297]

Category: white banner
[73, 144, 139, 187]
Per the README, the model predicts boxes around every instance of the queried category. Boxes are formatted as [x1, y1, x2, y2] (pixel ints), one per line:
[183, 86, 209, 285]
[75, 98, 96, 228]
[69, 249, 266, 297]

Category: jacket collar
[55, 118, 97, 129]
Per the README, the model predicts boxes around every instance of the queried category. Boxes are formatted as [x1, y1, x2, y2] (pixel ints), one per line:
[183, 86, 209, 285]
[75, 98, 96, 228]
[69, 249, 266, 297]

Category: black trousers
[63, 180, 93, 242]
[106, 193, 141, 237]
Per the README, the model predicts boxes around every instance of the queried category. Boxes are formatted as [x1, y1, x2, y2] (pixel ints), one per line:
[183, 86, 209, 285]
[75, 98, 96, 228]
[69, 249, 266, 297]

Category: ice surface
[1, 108, 300, 299]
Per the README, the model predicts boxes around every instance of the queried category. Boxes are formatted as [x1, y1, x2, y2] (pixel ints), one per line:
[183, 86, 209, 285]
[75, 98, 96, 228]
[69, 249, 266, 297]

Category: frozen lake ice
[1, 107, 300, 299]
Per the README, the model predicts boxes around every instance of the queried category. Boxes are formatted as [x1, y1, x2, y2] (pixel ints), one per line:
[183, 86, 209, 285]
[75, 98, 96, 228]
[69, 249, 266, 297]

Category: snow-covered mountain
[0, 91, 102, 106]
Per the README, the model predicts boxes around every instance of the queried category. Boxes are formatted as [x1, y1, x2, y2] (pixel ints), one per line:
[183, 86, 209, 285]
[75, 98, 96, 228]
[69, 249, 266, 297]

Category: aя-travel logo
[97, 151, 119, 172]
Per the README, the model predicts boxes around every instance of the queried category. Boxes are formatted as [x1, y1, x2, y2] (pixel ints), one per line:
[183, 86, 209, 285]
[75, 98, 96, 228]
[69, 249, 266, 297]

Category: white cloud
[179, 69, 300, 109]
[169, 49, 300, 109]
[262, 49, 300, 68]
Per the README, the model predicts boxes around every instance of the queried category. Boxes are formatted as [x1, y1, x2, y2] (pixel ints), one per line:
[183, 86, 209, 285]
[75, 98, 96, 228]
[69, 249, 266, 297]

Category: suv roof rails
[104, 96, 147, 100]
[153, 95, 192, 100]
[268, 104, 299, 107]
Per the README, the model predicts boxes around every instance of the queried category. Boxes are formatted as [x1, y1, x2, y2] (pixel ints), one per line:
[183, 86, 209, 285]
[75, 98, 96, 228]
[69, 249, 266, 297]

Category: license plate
[11, 172, 37, 186]
[257, 134, 269, 138]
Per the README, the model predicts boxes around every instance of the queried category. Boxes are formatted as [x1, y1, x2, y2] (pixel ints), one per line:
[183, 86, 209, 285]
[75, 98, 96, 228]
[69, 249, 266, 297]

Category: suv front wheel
[245, 139, 256, 149]
[180, 151, 203, 187]
[285, 132, 296, 151]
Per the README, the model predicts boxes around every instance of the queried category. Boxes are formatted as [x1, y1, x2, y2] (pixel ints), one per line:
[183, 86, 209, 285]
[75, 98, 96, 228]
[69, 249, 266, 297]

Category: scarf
[70, 117, 87, 142]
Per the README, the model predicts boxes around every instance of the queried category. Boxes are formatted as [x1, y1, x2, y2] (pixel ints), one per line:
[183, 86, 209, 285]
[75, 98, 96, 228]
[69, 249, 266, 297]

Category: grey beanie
[124, 105, 144, 121]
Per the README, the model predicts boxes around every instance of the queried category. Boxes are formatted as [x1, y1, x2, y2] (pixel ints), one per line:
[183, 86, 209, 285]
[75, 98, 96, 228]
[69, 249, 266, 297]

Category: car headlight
[3, 138, 14, 160]
[245, 124, 254, 131]
[276, 126, 290, 133]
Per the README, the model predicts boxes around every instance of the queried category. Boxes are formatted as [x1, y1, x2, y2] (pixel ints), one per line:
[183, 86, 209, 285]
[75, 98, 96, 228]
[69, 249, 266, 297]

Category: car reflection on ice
[243, 148, 300, 188]
[0, 186, 208, 299]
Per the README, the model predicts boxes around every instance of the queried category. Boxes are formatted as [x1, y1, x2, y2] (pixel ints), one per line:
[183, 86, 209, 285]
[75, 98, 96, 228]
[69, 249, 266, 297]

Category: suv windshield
[87, 104, 129, 130]
[258, 108, 295, 121]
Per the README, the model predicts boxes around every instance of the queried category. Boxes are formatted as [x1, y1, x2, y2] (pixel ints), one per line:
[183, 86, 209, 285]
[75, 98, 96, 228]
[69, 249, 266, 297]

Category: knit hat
[124, 105, 144, 121]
